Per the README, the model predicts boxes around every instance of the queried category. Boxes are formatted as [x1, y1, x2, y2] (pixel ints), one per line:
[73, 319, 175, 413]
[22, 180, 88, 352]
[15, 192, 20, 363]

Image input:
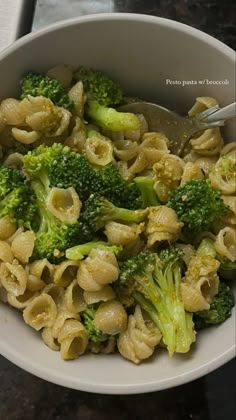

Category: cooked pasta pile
[0, 65, 235, 364]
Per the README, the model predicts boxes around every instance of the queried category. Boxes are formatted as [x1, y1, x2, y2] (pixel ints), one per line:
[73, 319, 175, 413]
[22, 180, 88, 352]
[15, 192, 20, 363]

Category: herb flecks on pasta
[0, 67, 235, 364]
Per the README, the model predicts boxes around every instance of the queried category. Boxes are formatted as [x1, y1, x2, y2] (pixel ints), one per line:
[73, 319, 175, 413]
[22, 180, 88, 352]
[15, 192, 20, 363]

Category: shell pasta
[0, 65, 235, 364]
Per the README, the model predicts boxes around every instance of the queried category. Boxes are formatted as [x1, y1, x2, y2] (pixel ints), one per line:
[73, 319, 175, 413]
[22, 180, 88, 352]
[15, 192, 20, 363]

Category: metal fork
[119, 102, 236, 156]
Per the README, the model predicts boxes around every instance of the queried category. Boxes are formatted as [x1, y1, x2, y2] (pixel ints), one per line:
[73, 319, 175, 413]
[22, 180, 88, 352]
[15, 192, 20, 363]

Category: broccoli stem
[65, 241, 122, 260]
[31, 179, 54, 233]
[133, 291, 161, 327]
[107, 206, 147, 224]
[196, 238, 217, 258]
[133, 263, 195, 355]
[81, 306, 109, 343]
[87, 101, 141, 131]
[134, 177, 160, 207]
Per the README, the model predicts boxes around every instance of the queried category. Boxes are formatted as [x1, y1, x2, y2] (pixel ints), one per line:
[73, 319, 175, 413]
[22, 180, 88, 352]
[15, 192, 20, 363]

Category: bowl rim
[0, 12, 235, 61]
[0, 12, 235, 394]
[0, 336, 235, 394]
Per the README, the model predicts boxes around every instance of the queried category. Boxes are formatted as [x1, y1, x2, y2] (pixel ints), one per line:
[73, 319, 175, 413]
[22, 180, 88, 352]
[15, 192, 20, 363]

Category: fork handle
[198, 102, 236, 123]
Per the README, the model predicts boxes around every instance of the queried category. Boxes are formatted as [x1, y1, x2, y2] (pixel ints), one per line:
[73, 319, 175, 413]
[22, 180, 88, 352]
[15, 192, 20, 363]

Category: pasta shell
[221, 196, 236, 226]
[84, 133, 113, 166]
[52, 309, 80, 339]
[64, 279, 87, 313]
[23, 293, 57, 331]
[0, 260, 27, 296]
[54, 260, 80, 287]
[190, 128, 223, 156]
[29, 259, 55, 285]
[7, 289, 39, 310]
[146, 206, 183, 247]
[118, 305, 161, 364]
[0, 98, 25, 125]
[181, 282, 210, 312]
[114, 139, 139, 161]
[77, 250, 119, 292]
[0, 216, 17, 240]
[68, 81, 86, 116]
[11, 128, 41, 144]
[46, 64, 73, 88]
[104, 221, 145, 246]
[94, 300, 128, 335]
[57, 319, 89, 360]
[209, 154, 236, 195]
[83, 285, 115, 305]
[0, 241, 14, 263]
[46, 187, 82, 223]
[215, 227, 236, 262]
[41, 327, 60, 351]
[3, 152, 24, 169]
[188, 97, 219, 116]
[11, 231, 35, 264]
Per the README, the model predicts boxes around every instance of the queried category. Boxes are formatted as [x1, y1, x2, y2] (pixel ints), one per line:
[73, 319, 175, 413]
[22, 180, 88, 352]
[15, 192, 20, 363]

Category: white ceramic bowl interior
[0, 13, 235, 394]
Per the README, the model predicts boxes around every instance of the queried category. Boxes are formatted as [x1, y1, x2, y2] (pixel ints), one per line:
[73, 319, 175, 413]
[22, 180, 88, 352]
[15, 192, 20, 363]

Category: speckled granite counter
[0, 1, 236, 419]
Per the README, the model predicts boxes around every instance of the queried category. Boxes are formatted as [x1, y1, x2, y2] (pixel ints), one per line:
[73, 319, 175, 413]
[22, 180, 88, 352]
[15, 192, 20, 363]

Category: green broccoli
[23, 145, 88, 262]
[48, 146, 103, 203]
[0, 166, 25, 197]
[80, 305, 109, 343]
[99, 164, 142, 209]
[196, 237, 217, 258]
[193, 282, 235, 329]
[47, 144, 141, 209]
[20, 72, 74, 111]
[134, 176, 160, 207]
[65, 241, 122, 260]
[167, 179, 228, 235]
[0, 166, 37, 229]
[81, 193, 147, 235]
[116, 248, 195, 355]
[74, 66, 140, 131]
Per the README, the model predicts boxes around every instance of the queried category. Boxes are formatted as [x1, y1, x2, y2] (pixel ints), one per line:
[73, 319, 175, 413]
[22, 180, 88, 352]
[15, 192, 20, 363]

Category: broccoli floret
[65, 241, 122, 260]
[117, 248, 195, 355]
[193, 282, 235, 329]
[134, 176, 160, 207]
[23, 143, 65, 179]
[74, 66, 140, 131]
[49, 151, 141, 209]
[80, 305, 109, 343]
[29, 179, 82, 262]
[159, 246, 184, 265]
[0, 166, 25, 197]
[74, 66, 123, 106]
[20, 72, 74, 111]
[81, 193, 147, 235]
[24, 142, 142, 213]
[49, 147, 103, 203]
[167, 179, 228, 235]
[196, 237, 217, 258]
[24, 143, 99, 203]
[23, 145, 87, 262]
[100, 164, 142, 209]
[0, 166, 37, 229]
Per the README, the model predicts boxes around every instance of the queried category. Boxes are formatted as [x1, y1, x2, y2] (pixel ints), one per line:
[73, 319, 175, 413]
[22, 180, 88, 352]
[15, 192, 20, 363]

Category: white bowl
[0, 13, 235, 394]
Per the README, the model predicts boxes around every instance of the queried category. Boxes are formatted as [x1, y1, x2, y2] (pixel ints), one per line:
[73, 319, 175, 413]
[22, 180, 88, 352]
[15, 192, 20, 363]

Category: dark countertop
[1, 1, 236, 419]
[0, 357, 235, 420]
